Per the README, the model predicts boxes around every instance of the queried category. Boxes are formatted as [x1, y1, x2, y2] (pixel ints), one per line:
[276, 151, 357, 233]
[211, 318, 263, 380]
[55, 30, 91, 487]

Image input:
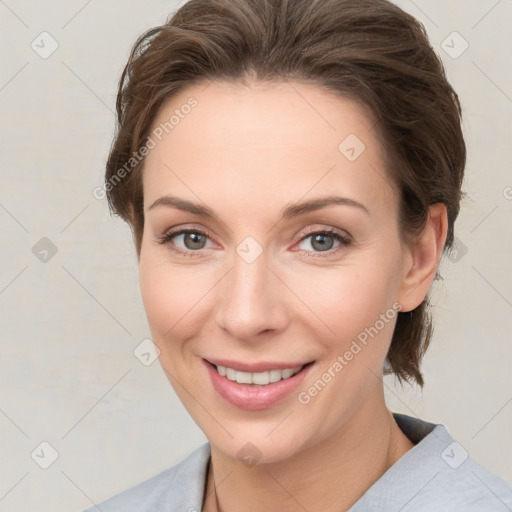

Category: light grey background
[0, 1, 511, 511]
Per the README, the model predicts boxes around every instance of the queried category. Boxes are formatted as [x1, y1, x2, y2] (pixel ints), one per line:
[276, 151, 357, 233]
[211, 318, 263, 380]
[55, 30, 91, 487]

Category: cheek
[138, 250, 217, 349]
[289, 259, 397, 343]
[290, 263, 401, 427]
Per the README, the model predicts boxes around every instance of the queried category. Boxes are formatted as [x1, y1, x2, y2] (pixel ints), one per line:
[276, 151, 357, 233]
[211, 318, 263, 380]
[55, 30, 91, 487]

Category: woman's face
[139, 80, 417, 464]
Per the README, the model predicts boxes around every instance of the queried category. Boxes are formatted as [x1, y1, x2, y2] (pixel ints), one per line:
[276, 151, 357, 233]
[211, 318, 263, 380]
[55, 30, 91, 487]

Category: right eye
[156, 228, 213, 257]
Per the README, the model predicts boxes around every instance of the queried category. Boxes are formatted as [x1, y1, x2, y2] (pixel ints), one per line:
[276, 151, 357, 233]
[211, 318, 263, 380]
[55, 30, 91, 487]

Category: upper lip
[205, 358, 314, 373]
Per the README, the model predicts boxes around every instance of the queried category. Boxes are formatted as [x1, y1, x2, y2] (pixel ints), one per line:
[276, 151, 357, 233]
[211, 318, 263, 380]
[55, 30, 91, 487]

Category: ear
[396, 203, 448, 312]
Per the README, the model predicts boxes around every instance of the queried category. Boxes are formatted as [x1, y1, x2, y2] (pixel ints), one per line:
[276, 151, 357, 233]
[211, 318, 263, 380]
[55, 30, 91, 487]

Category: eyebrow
[147, 194, 370, 219]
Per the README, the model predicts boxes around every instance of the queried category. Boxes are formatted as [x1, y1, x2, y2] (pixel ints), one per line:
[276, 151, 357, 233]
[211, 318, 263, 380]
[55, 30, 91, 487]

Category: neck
[203, 381, 415, 512]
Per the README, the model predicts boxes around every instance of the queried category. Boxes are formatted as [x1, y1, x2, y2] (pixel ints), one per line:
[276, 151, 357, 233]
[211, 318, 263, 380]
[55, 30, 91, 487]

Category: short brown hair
[104, 0, 466, 388]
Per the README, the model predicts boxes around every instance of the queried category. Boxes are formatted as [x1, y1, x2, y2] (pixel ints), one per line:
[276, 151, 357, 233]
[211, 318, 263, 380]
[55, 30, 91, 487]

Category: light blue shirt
[84, 413, 512, 511]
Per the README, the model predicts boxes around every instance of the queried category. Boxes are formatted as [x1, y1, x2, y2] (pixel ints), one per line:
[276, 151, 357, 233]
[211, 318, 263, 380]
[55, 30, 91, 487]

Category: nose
[215, 250, 289, 341]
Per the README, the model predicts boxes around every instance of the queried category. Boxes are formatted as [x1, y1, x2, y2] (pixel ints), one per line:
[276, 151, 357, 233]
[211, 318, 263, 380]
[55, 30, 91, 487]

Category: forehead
[143, 80, 396, 215]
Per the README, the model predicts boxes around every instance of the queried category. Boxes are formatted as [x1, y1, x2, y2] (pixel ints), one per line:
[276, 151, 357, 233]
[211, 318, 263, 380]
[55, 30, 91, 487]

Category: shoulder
[412, 418, 512, 510]
[351, 414, 512, 511]
[82, 442, 210, 512]
[410, 451, 512, 511]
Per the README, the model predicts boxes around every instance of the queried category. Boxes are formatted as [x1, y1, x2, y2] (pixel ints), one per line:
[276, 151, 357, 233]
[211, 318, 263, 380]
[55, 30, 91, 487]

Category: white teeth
[269, 370, 282, 383]
[281, 368, 295, 379]
[235, 371, 253, 384]
[252, 371, 270, 385]
[215, 364, 304, 385]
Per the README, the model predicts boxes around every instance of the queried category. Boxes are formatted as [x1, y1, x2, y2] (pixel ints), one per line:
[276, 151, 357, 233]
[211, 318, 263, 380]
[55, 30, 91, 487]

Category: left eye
[297, 230, 351, 253]
[175, 231, 209, 250]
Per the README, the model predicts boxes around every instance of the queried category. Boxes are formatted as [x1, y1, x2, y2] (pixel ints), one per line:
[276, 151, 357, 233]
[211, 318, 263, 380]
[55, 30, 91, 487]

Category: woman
[85, 0, 512, 510]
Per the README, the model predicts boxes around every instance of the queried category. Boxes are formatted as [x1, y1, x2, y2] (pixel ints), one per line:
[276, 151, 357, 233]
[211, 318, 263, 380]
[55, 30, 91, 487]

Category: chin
[212, 434, 307, 467]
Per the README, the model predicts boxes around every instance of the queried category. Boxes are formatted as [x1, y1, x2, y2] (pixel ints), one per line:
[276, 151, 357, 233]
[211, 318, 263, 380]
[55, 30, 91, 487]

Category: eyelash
[156, 227, 352, 258]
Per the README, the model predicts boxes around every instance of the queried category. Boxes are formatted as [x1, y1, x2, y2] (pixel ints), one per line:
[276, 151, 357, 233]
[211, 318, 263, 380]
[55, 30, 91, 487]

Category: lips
[203, 358, 316, 410]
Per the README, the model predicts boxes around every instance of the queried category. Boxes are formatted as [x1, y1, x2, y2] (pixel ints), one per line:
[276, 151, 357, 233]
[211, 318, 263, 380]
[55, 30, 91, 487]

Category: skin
[137, 79, 448, 512]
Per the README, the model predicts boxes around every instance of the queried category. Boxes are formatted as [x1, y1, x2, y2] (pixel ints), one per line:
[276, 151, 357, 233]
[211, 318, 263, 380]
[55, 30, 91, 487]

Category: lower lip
[204, 359, 315, 411]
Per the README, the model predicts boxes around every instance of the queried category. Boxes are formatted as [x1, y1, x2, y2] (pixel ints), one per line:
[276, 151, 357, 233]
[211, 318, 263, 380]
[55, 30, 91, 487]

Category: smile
[204, 359, 316, 410]
[215, 364, 304, 385]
